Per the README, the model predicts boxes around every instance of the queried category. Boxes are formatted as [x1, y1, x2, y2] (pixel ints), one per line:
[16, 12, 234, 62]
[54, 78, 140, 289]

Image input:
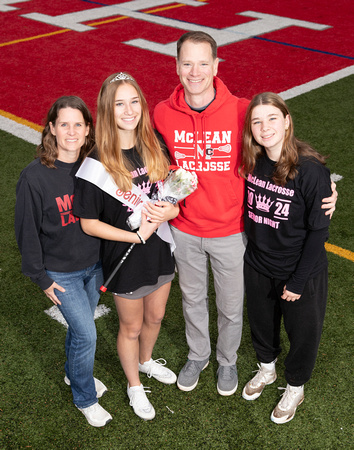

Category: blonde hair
[95, 72, 169, 191]
[241, 92, 326, 186]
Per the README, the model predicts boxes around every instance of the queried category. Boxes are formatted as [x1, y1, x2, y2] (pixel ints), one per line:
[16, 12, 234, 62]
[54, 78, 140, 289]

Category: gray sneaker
[217, 365, 238, 396]
[177, 359, 209, 391]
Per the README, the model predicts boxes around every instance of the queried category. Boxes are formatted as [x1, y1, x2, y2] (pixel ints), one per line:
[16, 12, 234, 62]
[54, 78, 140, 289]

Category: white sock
[260, 360, 276, 371]
[141, 358, 152, 366]
[288, 384, 304, 392]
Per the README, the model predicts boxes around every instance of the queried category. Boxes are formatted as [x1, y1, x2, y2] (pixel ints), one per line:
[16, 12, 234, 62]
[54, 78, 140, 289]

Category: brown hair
[177, 31, 217, 60]
[241, 92, 327, 186]
[37, 96, 95, 168]
[95, 72, 169, 192]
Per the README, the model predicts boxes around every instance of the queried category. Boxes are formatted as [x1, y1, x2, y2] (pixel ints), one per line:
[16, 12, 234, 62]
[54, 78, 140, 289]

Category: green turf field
[0, 77, 353, 448]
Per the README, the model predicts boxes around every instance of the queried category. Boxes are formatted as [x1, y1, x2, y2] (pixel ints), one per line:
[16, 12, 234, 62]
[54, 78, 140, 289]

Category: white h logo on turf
[21, 1, 330, 54]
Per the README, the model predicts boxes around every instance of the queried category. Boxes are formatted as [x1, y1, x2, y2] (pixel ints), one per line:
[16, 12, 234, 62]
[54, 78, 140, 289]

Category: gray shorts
[113, 272, 175, 299]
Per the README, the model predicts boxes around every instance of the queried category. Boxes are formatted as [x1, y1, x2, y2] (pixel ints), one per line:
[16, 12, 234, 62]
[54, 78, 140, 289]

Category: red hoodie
[153, 77, 249, 238]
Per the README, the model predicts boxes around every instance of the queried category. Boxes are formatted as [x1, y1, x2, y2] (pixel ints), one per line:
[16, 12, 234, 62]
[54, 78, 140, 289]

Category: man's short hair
[177, 31, 217, 60]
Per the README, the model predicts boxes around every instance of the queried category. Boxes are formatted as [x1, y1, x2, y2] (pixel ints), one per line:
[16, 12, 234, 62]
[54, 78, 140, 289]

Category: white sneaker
[271, 384, 304, 424]
[64, 375, 108, 398]
[76, 402, 112, 427]
[139, 358, 177, 385]
[127, 384, 155, 420]
[242, 361, 277, 401]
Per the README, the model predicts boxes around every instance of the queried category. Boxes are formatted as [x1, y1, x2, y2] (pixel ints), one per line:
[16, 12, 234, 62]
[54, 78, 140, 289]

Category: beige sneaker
[271, 384, 304, 424]
[242, 362, 277, 400]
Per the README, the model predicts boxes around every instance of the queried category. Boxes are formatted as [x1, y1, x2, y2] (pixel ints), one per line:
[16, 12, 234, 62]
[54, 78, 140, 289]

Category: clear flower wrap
[127, 168, 198, 230]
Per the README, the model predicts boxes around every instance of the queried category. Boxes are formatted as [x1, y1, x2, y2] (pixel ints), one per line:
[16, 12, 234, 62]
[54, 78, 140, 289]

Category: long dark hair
[37, 96, 95, 168]
[241, 92, 327, 186]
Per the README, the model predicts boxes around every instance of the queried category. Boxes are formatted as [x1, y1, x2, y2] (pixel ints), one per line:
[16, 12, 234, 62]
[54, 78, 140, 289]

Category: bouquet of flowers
[127, 168, 198, 230]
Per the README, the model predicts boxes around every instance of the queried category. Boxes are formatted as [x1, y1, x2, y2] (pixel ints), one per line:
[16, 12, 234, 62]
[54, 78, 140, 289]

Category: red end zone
[0, 0, 352, 126]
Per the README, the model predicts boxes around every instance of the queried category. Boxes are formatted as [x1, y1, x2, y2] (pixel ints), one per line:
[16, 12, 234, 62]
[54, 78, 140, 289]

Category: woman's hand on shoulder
[143, 201, 180, 224]
[321, 181, 338, 218]
[44, 282, 65, 305]
[281, 286, 301, 302]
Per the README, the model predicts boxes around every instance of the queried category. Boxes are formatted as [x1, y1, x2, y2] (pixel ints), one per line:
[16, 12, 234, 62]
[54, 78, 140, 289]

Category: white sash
[76, 157, 175, 252]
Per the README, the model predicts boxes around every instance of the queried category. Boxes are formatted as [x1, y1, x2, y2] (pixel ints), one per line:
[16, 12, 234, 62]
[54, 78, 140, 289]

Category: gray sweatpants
[171, 226, 247, 366]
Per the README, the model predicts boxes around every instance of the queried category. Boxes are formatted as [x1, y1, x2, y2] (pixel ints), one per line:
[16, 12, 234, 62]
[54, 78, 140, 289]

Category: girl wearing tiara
[240, 92, 332, 424]
[74, 73, 178, 420]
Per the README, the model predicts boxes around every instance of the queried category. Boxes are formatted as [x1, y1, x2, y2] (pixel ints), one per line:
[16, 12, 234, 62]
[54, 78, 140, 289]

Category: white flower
[126, 168, 198, 230]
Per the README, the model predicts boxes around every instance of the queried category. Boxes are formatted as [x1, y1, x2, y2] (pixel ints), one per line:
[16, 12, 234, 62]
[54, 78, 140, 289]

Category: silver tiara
[110, 72, 134, 83]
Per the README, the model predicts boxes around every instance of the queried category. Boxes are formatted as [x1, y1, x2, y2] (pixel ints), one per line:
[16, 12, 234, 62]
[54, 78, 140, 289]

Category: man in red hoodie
[153, 31, 249, 396]
[153, 31, 337, 397]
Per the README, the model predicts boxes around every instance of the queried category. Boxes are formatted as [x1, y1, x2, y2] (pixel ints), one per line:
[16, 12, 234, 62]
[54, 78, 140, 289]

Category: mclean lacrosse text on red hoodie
[153, 77, 249, 238]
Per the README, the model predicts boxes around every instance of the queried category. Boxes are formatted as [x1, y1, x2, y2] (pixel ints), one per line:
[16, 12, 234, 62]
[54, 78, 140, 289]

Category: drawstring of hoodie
[180, 114, 198, 208]
[182, 113, 205, 208]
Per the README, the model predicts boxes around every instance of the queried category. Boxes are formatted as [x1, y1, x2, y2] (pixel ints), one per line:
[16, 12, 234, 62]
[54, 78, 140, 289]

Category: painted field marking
[0, 0, 30, 12]
[279, 66, 354, 100]
[21, 0, 204, 32]
[2, 3, 332, 57]
[0, 108, 43, 131]
[0, 1, 187, 47]
[44, 304, 111, 328]
[253, 36, 354, 61]
[122, 10, 331, 56]
[0, 109, 42, 144]
[325, 243, 354, 262]
[0, 29, 69, 48]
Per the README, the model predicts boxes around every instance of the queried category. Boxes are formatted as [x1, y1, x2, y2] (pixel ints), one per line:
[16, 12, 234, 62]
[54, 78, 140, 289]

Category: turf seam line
[252, 36, 354, 60]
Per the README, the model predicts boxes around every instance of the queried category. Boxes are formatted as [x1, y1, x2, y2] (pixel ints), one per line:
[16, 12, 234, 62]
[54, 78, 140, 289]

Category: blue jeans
[47, 261, 103, 408]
